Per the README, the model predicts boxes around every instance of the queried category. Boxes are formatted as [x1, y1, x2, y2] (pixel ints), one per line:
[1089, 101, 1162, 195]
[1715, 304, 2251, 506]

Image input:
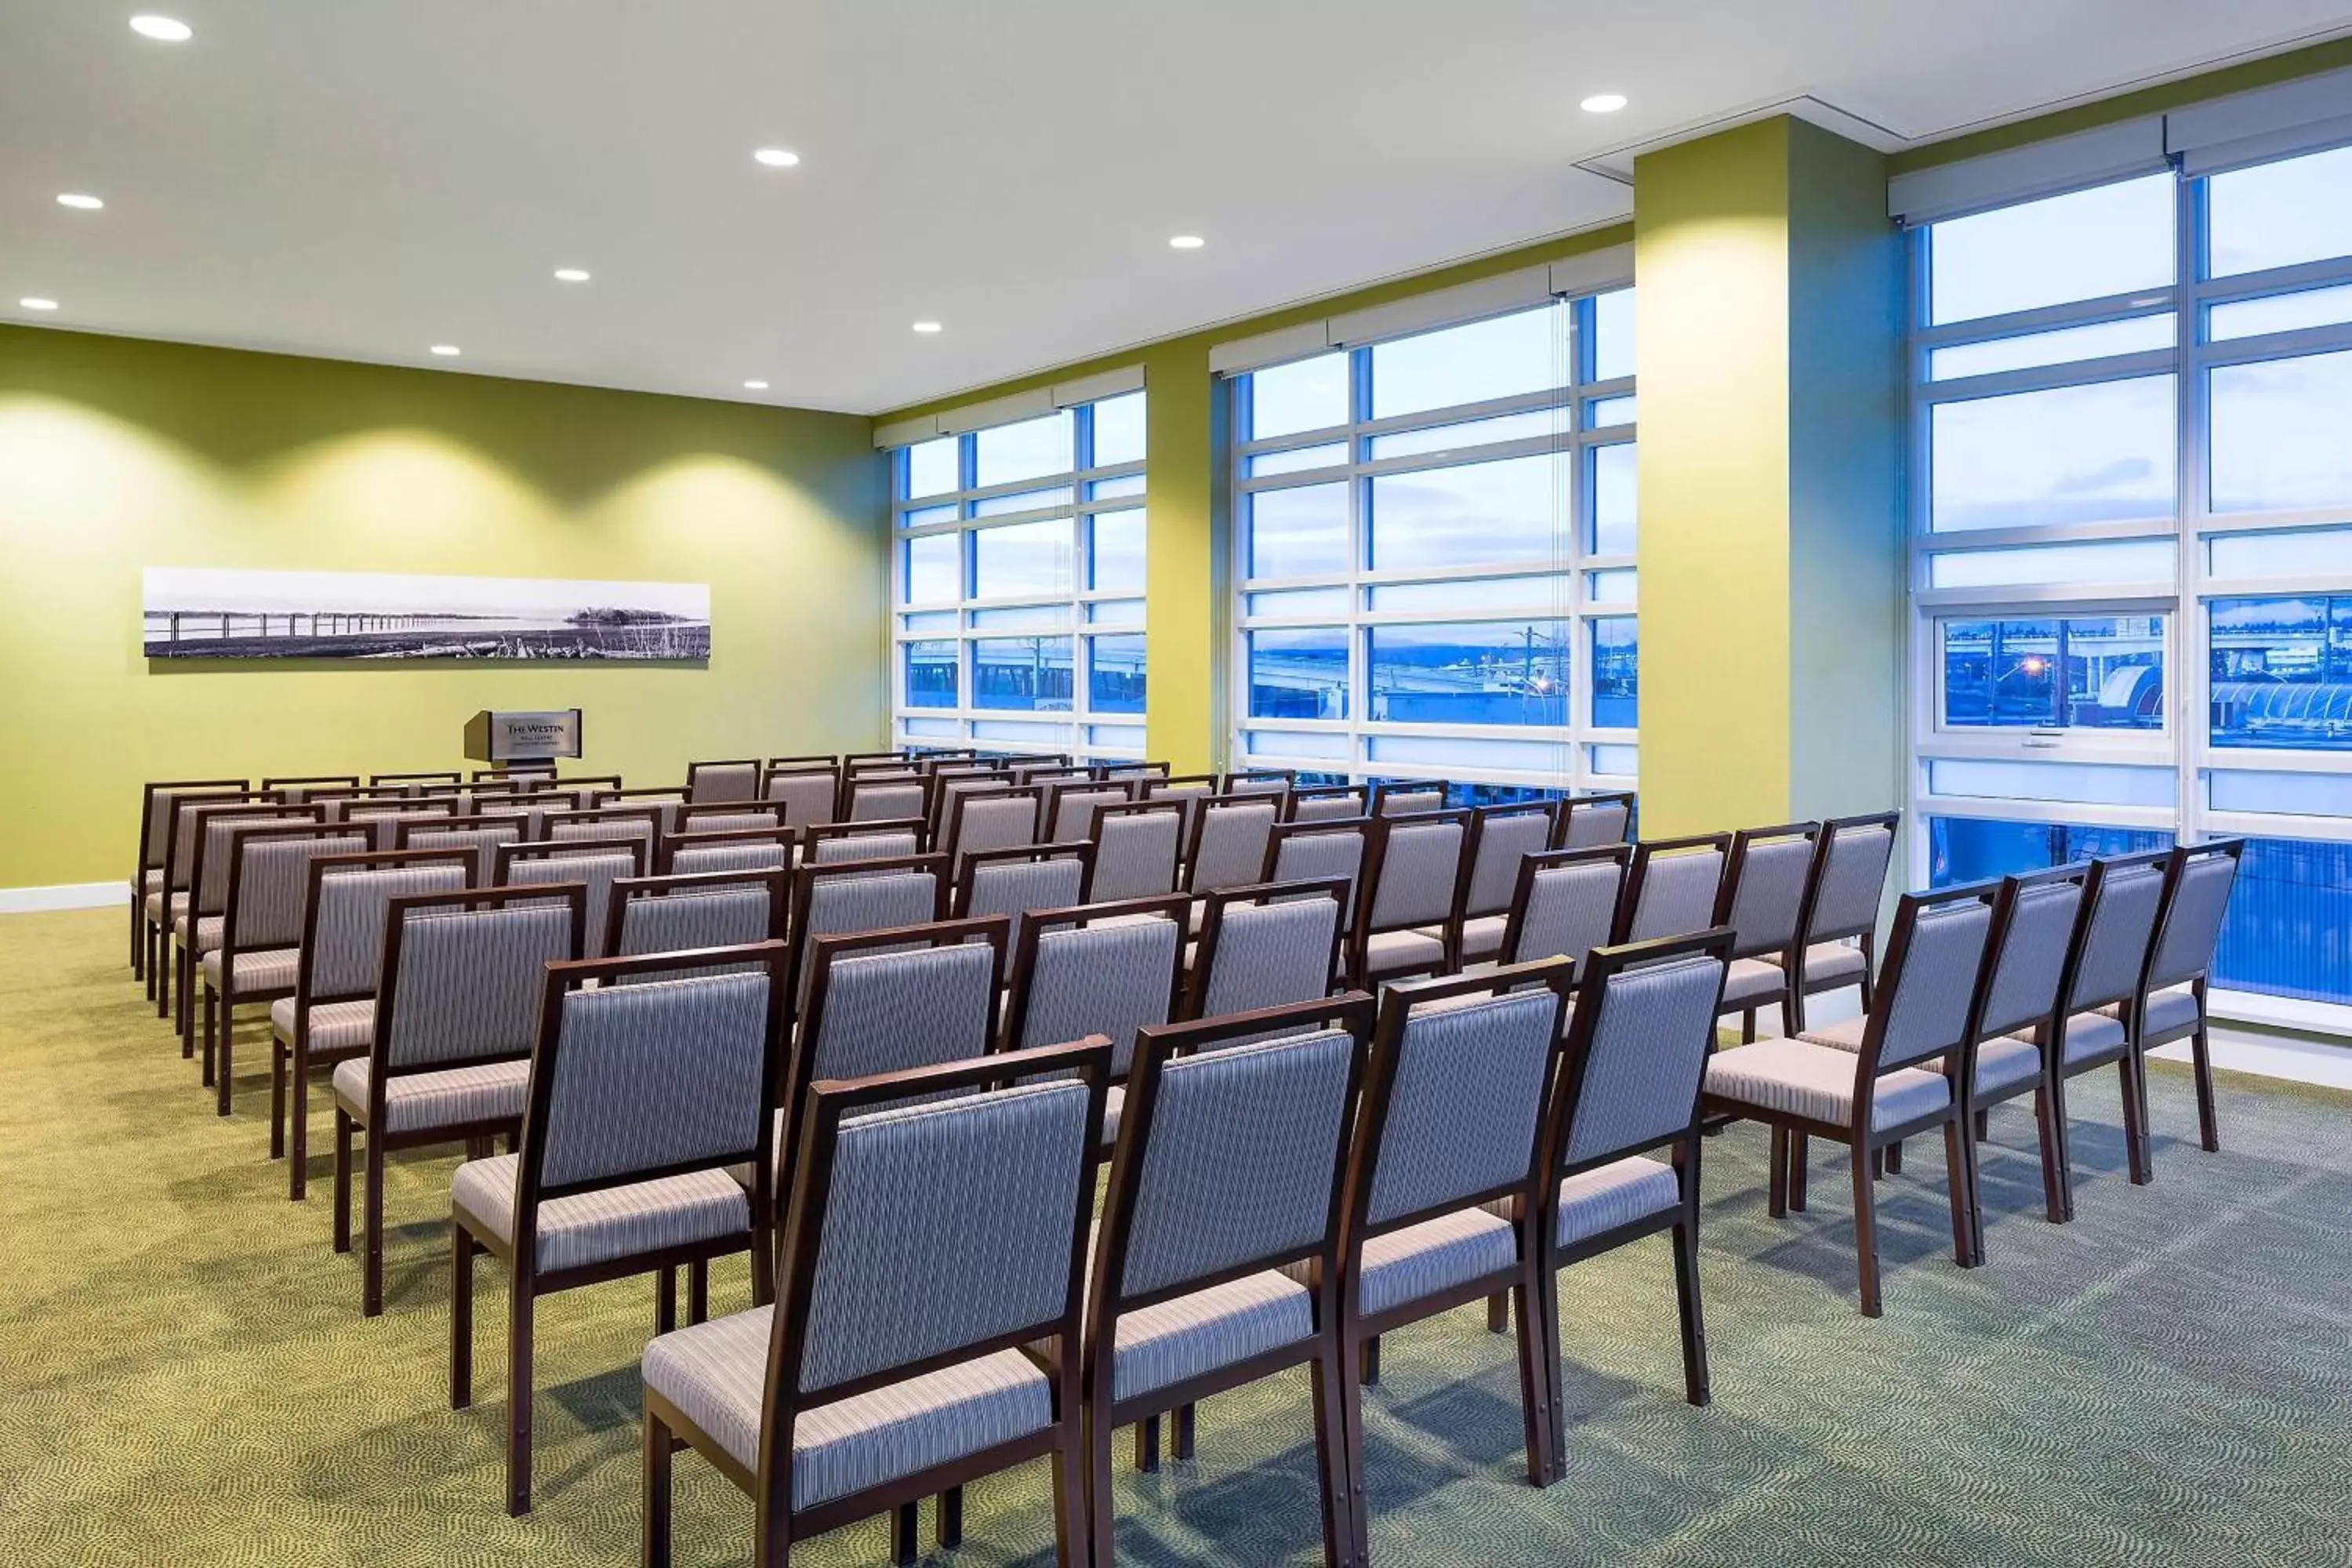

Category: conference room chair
[1143, 773, 1219, 854]
[1773, 810, 1901, 1032]
[1182, 792, 1285, 908]
[685, 757, 764, 805]
[494, 838, 647, 960]
[369, 770, 464, 796]
[1012, 764, 1092, 793]
[1511, 932, 1733, 1478]
[273, 847, 476, 1199]
[1346, 808, 1472, 989]
[678, 805, 785, 840]
[1702, 886, 1994, 1316]
[2114, 840, 2245, 1156]
[841, 771, 932, 825]
[928, 772, 1014, 837]
[541, 805, 660, 864]
[641, 1041, 1112, 1568]
[130, 777, 246, 984]
[1371, 779, 1449, 816]
[663, 825, 797, 877]
[1494, 844, 1635, 987]
[762, 758, 841, 829]
[1287, 784, 1369, 822]
[1087, 799, 1185, 902]
[1040, 777, 1133, 843]
[1096, 760, 1171, 783]
[1181, 879, 1349, 1022]
[1711, 822, 1824, 1041]
[301, 783, 403, 820]
[332, 883, 585, 1315]
[1428, 800, 1559, 970]
[804, 818, 927, 863]
[1264, 818, 1372, 927]
[1555, 790, 1635, 850]
[537, 775, 624, 813]
[452, 942, 789, 1515]
[149, 787, 281, 1012]
[843, 748, 909, 769]
[173, 800, 327, 1054]
[342, 796, 461, 850]
[606, 867, 793, 969]
[201, 820, 372, 1115]
[1615, 832, 1733, 948]
[591, 785, 688, 836]
[262, 774, 362, 804]
[1221, 768, 1295, 799]
[783, 855, 952, 1014]
[1323, 962, 1576, 1519]
[1080, 995, 1377, 1568]
[952, 842, 1093, 946]
[999, 893, 1189, 1143]
[396, 812, 524, 884]
[941, 784, 1041, 871]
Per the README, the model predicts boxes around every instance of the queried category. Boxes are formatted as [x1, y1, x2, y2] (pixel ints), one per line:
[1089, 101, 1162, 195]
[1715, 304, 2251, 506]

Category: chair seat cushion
[642, 1306, 1052, 1508]
[2012, 1009, 2127, 1067]
[1112, 1270, 1312, 1403]
[141, 869, 165, 893]
[1363, 929, 1447, 980]
[1353, 1208, 1517, 1318]
[1704, 1037, 1950, 1132]
[1457, 914, 1507, 963]
[2100, 986, 2199, 1040]
[145, 891, 191, 923]
[1802, 1019, 2042, 1097]
[330, 1057, 531, 1134]
[1721, 958, 1788, 1008]
[1767, 941, 1867, 985]
[1555, 1156, 1682, 1249]
[199, 946, 299, 993]
[452, 1154, 751, 1273]
[270, 996, 377, 1054]
[172, 914, 226, 953]
[1099, 1084, 1126, 1149]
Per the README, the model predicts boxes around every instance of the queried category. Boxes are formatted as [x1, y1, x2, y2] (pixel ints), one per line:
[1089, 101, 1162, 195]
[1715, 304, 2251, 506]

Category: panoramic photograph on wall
[141, 567, 711, 662]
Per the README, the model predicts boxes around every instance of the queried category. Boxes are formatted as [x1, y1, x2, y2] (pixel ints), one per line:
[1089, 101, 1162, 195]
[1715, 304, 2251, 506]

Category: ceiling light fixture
[429, 344, 461, 357]
[129, 14, 192, 41]
[742, 379, 769, 390]
[910, 321, 942, 334]
[1580, 93, 1628, 114]
[20, 297, 60, 311]
[554, 267, 590, 282]
[57, 193, 106, 210]
[1169, 234, 1206, 250]
[753, 148, 801, 168]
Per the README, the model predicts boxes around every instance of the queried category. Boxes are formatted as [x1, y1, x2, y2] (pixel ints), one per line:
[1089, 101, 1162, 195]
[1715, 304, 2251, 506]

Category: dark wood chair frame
[1497, 844, 1636, 972]
[1344, 808, 1475, 989]
[940, 782, 1041, 868]
[2040, 848, 2176, 1214]
[837, 768, 939, 826]
[1218, 767, 1297, 794]
[339, 795, 462, 848]
[262, 774, 363, 799]
[659, 825, 800, 877]
[803, 818, 929, 861]
[204, 820, 376, 1116]
[685, 757, 768, 804]
[392, 811, 532, 883]
[1039, 776, 1136, 841]
[782, 854, 953, 1024]
[2128, 838, 2245, 1158]
[1440, 800, 1563, 971]
[370, 770, 465, 793]
[951, 840, 1097, 924]
[1611, 831, 1735, 945]
[1552, 789, 1637, 849]
[1181, 878, 1352, 1022]
[1780, 810, 1902, 1033]
[538, 804, 662, 842]
[150, 788, 280, 1013]
[1259, 817, 1375, 927]
[173, 800, 326, 1052]
[335, 883, 588, 1316]
[764, 753, 840, 774]
[678, 802, 788, 834]
[1283, 784, 1370, 822]
[1093, 760, 1171, 782]
[996, 892, 1190, 1054]
[1368, 778, 1451, 815]
[1180, 790, 1291, 897]
[603, 866, 793, 961]
[132, 778, 248, 984]
[457, 939, 791, 1516]
[1709, 820, 1824, 1043]
[1084, 798, 1188, 901]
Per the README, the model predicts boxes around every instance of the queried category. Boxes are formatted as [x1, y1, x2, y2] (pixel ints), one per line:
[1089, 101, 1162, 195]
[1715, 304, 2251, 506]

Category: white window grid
[1226, 289, 1637, 793]
[887, 398, 1147, 760]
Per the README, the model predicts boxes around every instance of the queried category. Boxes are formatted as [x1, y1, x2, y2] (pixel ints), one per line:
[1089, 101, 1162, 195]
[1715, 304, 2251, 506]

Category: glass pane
[1089, 724, 1146, 750]
[905, 436, 960, 499]
[1929, 172, 2174, 324]
[1087, 598, 1145, 626]
[1244, 728, 1353, 760]
[971, 636, 1074, 712]
[1928, 314, 2173, 380]
[971, 519, 1073, 599]
[2208, 281, 2352, 341]
[1367, 620, 1567, 727]
[2209, 594, 2352, 750]
[904, 534, 960, 604]
[1937, 615, 2165, 730]
[2209, 770, 2352, 817]
[1248, 442, 1347, 477]
[1087, 633, 1146, 714]
[1090, 508, 1145, 592]
[2213, 837, 2352, 1007]
[969, 604, 1069, 631]
[1248, 628, 1349, 720]
[1589, 742, 1638, 777]
[971, 485, 1073, 518]
[1369, 453, 1559, 573]
[1926, 758, 2176, 808]
[2207, 143, 2352, 278]
[1246, 483, 1350, 579]
[1367, 574, 1566, 612]
[900, 610, 956, 633]
[1371, 304, 1565, 420]
[901, 503, 956, 528]
[1585, 394, 1635, 429]
[1587, 568, 1637, 605]
[899, 717, 961, 739]
[1248, 353, 1351, 440]
[2210, 527, 2352, 578]
[1090, 391, 1146, 467]
[1592, 442, 1637, 556]
[974, 410, 1074, 487]
[1246, 587, 1353, 619]
[1368, 733, 1570, 772]
[1929, 376, 2174, 532]
[973, 719, 1071, 743]
[1928, 539, 2176, 590]
[1091, 473, 1146, 500]
[1592, 289, 1636, 382]
[2210, 348, 2352, 514]
[1368, 408, 1562, 460]
[902, 640, 958, 708]
[1591, 617, 1638, 728]
[1924, 816, 2172, 889]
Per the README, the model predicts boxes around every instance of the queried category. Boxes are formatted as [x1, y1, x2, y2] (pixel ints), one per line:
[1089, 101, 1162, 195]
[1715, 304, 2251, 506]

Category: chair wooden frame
[604, 866, 793, 961]
[1368, 779, 1450, 816]
[803, 818, 929, 862]
[951, 841, 1096, 926]
[1780, 810, 1902, 1032]
[1084, 798, 1186, 902]
[262, 774, 363, 800]
[782, 855, 952, 1022]
[2042, 848, 2176, 1211]
[132, 778, 248, 983]
[2129, 839, 2245, 1158]
[1181, 877, 1351, 1022]
[1180, 790, 1290, 897]
[1039, 777, 1136, 843]
[1093, 760, 1171, 782]
[996, 892, 1191, 1054]
[1612, 831, 1734, 945]
[1553, 790, 1636, 850]
[370, 770, 465, 794]
[838, 769, 938, 826]
[1344, 808, 1474, 989]
[1497, 844, 1636, 975]
[1440, 800, 1563, 971]
[172, 800, 327, 1052]
[1283, 784, 1370, 822]
[392, 811, 530, 881]
[685, 757, 767, 804]
[940, 783, 1041, 868]
[678, 803, 786, 835]
[1710, 820, 1824, 1042]
[659, 825, 800, 877]
[203, 820, 375, 1116]
[151, 787, 281, 1014]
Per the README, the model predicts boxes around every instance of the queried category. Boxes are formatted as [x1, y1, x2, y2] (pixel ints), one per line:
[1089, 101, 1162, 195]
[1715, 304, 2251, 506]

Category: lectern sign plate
[465, 709, 585, 763]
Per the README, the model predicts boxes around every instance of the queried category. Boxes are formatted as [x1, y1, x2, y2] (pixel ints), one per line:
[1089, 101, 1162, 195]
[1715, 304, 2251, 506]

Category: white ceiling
[4, 1, 2349, 416]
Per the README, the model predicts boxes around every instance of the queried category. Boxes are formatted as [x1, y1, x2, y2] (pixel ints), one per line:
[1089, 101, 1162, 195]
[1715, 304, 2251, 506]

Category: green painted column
[1142, 342, 1222, 775]
[1632, 116, 1904, 837]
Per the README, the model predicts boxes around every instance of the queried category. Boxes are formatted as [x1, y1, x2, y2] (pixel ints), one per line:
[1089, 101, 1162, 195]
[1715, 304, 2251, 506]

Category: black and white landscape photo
[142, 567, 711, 662]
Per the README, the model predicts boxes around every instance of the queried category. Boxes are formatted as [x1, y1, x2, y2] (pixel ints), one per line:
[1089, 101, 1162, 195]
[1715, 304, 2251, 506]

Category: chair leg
[1341, 1334, 1372, 1568]
[291, 1054, 314, 1200]
[215, 992, 235, 1116]
[656, 1267, 677, 1337]
[1085, 1404, 1118, 1568]
[1047, 1435, 1086, 1568]
[507, 1281, 535, 1516]
[1788, 1133, 1809, 1213]
[2191, 1026, 2220, 1152]
[362, 1136, 387, 1316]
[198, 980, 215, 1081]
[643, 1407, 675, 1568]
[1133, 1414, 1159, 1473]
[1768, 1125, 1789, 1218]
[688, 1258, 708, 1326]
[270, 1042, 288, 1159]
[1941, 1119, 1975, 1269]
[2035, 1077, 2072, 1223]
[1359, 1337, 1381, 1386]
[889, 1501, 916, 1565]
[1671, 1216, 1710, 1407]
[1309, 1345, 1359, 1567]
[158, 936, 171, 1020]
[1740, 1007, 1756, 1044]
[938, 1484, 964, 1551]
[1883, 1138, 1902, 1175]
[452, 1228, 475, 1408]
[1962, 1104, 1989, 1268]
[1851, 1138, 1882, 1318]
[180, 953, 197, 1061]
[1974, 1108, 1991, 1140]
[1172, 1402, 1195, 1461]
[1511, 1266, 1554, 1487]
[1487, 1290, 1510, 1334]
[2119, 1056, 2151, 1186]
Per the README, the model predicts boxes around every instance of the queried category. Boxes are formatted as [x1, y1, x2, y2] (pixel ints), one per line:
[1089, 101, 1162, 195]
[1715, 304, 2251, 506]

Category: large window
[1909, 140, 2352, 1017]
[1228, 283, 1636, 793]
[888, 389, 1146, 759]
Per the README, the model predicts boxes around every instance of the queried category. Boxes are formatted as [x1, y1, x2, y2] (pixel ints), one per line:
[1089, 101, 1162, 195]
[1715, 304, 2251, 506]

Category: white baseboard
[0, 881, 128, 914]
[2158, 1027, 2352, 1092]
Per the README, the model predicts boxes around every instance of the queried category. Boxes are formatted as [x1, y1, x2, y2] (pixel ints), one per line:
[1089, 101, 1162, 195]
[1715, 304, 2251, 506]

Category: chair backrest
[1042, 779, 1134, 842]
[298, 849, 476, 1004]
[1087, 800, 1184, 902]
[1098, 760, 1171, 782]
[770, 1043, 1108, 1412]
[496, 839, 646, 959]
[808, 820, 927, 864]
[793, 920, 1010, 1143]
[541, 806, 659, 859]
[1184, 794, 1283, 895]
[343, 797, 460, 851]
[1503, 844, 1635, 979]
[370, 770, 463, 796]
[2146, 840, 2244, 993]
[138, 779, 248, 873]
[944, 785, 1041, 869]
[164, 790, 279, 891]
[375, 887, 584, 1075]
[1358, 809, 1472, 941]
[1458, 801, 1560, 924]
[953, 843, 1093, 946]
[1715, 822, 1822, 961]
[263, 774, 361, 804]
[1545, 933, 1732, 1174]
[1264, 818, 1370, 924]
[1101, 996, 1375, 1312]
[1618, 833, 1733, 944]
[685, 758, 764, 805]
[2058, 851, 2172, 1015]
[678, 805, 784, 838]
[591, 786, 685, 836]
[223, 823, 373, 953]
[1185, 879, 1347, 1022]
[787, 855, 950, 1002]
[931, 773, 1016, 837]
[1968, 867, 2089, 1042]
[1002, 895, 1188, 1069]
[663, 826, 797, 877]
[764, 764, 841, 829]
[1287, 785, 1367, 822]
[1221, 770, 1294, 800]
[194, 804, 328, 913]
[607, 866, 791, 972]
[1797, 811, 1900, 947]
[1557, 791, 1635, 850]
[397, 814, 524, 884]
[1855, 887, 1996, 1077]
[843, 775, 932, 824]
[1347, 964, 1574, 1237]
[1374, 780, 1449, 817]
[1143, 775, 1218, 847]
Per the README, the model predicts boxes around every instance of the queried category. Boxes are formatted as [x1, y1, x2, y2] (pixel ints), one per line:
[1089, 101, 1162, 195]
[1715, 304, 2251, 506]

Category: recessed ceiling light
[1580, 93, 1628, 114]
[20, 297, 60, 311]
[129, 14, 193, 41]
[57, 193, 106, 211]
[429, 344, 461, 357]
[554, 267, 590, 282]
[742, 379, 769, 390]
[753, 148, 801, 168]
[911, 321, 942, 334]
[1169, 234, 1206, 250]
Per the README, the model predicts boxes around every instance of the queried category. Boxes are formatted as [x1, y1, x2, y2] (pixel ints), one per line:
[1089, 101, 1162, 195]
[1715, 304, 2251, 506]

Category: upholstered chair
[1096, 760, 1171, 783]
[662, 826, 797, 877]
[843, 774, 933, 826]
[782, 855, 950, 1014]
[1614, 832, 1733, 946]
[684, 757, 764, 805]
[1182, 879, 1348, 1022]
[1555, 790, 1635, 850]
[1182, 794, 1284, 901]
[2111, 840, 2243, 1156]
[154, 789, 280, 1013]
[396, 812, 524, 883]
[952, 842, 1093, 946]
[1770, 810, 1901, 1031]
[942, 785, 1042, 870]
[200, 822, 372, 1115]
[1425, 800, 1559, 969]
[130, 778, 246, 982]
[1346, 809, 1472, 988]
[762, 759, 841, 829]
[999, 893, 1189, 1144]
[262, 774, 361, 804]
[1087, 800, 1185, 902]
[172, 801, 325, 1051]
[1498, 845, 1634, 985]
[606, 867, 792, 971]
[1263, 818, 1372, 927]
[494, 838, 648, 960]
[1370, 780, 1448, 817]
[678, 805, 786, 839]
[1286, 784, 1369, 822]
[1711, 822, 1824, 1040]
[1040, 779, 1134, 843]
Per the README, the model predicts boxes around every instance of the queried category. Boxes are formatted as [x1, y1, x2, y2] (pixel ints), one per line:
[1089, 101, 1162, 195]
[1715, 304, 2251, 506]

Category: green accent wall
[0, 325, 884, 889]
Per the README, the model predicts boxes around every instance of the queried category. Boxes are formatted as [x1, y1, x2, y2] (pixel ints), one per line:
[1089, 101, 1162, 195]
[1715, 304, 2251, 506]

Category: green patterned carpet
[5, 906, 2351, 1567]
